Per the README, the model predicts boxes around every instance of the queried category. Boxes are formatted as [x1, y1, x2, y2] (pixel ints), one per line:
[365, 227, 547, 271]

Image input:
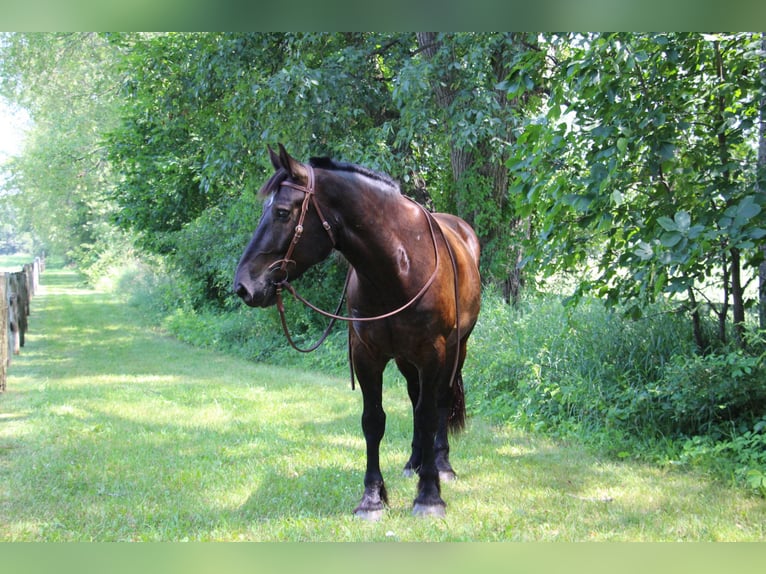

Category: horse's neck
[334, 191, 428, 293]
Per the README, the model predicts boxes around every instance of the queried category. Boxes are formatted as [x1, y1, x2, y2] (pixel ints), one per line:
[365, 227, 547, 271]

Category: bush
[461, 288, 766, 496]
[646, 351, 766, 436]
[678, 415, 766, 497]
[464, 291, 697, 435]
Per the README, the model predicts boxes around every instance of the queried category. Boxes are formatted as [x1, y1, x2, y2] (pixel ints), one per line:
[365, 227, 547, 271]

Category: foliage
[104, 32, 556, 305]
[0, 201, 31, 254]
[510, 33, 766, 348]
[3, 33, 764, 318]
[678, 415, 766, 498]
[104, 33, 420, 307]
[464, 289, 766, 495]
[0, 33, 125, 266]
[395, 33, 547, 289]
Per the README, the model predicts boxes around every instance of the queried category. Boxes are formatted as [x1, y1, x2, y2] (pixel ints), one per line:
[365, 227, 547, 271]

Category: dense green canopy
[2, 32, 765, 347]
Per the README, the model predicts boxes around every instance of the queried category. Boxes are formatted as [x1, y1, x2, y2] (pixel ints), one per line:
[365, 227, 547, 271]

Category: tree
[107, 33, 416, 304]
[513, 33, 765, 350]
[401, 33, 545, 302]
[0, 33, 123, 263]
[759, 32, 766, 330]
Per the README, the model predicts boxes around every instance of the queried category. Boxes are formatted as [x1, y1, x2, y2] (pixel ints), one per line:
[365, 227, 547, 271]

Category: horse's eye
[275, 208, 290, 221]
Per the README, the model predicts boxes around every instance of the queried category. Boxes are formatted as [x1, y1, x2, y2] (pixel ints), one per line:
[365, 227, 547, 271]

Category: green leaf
[658, 142, 675, 161]
[660, 232, 682, 248]
[736, 196, 761, 223]
[674, 211, 691, 233]
[635, 241, 654, 261]
[564, 194, 595, 212]
[657, 216, 678, 232]
[616, 137, 628, 154]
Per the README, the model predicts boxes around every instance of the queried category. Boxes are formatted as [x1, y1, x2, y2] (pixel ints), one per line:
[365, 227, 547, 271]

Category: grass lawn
[1, 263, 765, 541]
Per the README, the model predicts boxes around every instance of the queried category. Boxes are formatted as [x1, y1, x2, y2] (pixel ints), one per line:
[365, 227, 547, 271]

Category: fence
[1, 254, 45, 392]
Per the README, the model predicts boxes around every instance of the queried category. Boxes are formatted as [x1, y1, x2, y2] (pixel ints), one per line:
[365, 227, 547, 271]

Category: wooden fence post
[1, 272, 8, 393]
[1, 255, 44, 392]
[33, 257, 40, 294]
[0, 253, 45, 393]
[11, 272, 27, 350]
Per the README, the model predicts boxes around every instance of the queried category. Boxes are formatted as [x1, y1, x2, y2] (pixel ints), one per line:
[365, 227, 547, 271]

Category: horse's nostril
[234, 282, 249, 299]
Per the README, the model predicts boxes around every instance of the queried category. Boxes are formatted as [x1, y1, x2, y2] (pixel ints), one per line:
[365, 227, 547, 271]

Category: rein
[272, 165, 462, 388]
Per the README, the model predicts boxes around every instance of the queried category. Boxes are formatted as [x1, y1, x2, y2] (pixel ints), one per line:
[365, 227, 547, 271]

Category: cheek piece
[268, 165, 335, 285]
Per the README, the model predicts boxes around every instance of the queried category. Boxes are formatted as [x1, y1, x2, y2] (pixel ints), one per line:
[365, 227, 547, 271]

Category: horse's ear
[278, 143, 307, 182]
[268, 145, 282, 171]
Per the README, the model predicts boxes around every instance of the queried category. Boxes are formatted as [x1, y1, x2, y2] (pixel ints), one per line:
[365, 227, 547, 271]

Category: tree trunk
[415, 33, 474, 220]
[719, 249, 730, 346]
[688, 287, 708, 353]
[713, 39, 747, 348]
[1, 273, 7, 393]
[758, 33, 766, 330]
[416, 32, 529, 303]
[731, 247, 746, 347]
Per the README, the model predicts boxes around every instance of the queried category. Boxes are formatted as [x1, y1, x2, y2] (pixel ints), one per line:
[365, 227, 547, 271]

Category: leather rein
[270, 165, 462, 387]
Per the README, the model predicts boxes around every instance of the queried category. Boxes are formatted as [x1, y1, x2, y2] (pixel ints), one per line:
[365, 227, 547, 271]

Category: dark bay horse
[234, 145, 481, 519]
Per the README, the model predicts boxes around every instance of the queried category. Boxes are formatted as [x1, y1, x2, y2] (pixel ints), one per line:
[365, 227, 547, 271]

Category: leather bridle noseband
[269, 164, 462, 388]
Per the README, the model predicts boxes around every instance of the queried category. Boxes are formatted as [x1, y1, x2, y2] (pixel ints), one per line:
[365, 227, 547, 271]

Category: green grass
[1, 263, 765, 541]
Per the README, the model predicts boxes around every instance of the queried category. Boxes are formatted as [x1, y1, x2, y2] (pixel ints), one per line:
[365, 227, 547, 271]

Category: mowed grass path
[1, 265, 765, 541]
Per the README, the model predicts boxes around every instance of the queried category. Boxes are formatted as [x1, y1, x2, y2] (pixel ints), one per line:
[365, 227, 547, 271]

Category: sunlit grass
[1, 264, 765, 540]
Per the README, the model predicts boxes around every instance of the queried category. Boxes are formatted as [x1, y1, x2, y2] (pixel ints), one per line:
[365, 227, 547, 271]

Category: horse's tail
[448, 371, 466, 434]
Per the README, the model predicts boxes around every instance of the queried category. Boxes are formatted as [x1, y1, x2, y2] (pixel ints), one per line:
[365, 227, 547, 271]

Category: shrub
[646, 351, 766, 437]
[464, 291, 696, 435]
[678, 415, 766, 497]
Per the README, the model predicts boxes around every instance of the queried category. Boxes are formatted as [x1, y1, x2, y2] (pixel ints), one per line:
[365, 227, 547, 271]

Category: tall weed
[464, 290, 766, 495]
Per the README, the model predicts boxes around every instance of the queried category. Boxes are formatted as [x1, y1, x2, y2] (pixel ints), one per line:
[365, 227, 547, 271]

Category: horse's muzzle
[233, 279, 278, 308]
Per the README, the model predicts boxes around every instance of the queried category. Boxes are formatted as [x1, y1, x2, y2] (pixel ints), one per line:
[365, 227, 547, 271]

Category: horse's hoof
[403, 467, 415, 478]
[439, 470, 457, 482]
[354, 508, 385, 522]
[412, 503, 446, 518]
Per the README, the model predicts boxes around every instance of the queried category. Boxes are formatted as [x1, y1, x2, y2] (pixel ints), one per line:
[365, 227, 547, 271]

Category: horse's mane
[257, 156, 401, 197]
[309, 156, 401, 195]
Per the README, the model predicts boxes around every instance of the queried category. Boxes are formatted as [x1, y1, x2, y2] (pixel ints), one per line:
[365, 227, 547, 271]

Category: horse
[233, 144, 481, 519]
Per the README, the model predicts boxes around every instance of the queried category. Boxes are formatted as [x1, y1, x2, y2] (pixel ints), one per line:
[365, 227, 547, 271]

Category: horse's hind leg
[434, 398, 457, 482]
[398, 358, 458, 483]
[398, 358, 423, 478]
[352, 344, 388, 521]
[435, 337, 470, 481]
[410, 358, 447, 517]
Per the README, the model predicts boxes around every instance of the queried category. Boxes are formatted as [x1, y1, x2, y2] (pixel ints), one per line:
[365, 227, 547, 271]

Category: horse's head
[233, 145, 336, 307]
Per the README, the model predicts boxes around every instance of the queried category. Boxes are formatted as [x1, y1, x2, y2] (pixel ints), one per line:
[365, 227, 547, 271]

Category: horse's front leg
[352, 343, 388, 521]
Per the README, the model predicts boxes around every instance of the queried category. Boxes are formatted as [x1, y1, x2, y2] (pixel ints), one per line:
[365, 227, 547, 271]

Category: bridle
[268, 165, 335, 285]
[268, 164, 462, 388]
